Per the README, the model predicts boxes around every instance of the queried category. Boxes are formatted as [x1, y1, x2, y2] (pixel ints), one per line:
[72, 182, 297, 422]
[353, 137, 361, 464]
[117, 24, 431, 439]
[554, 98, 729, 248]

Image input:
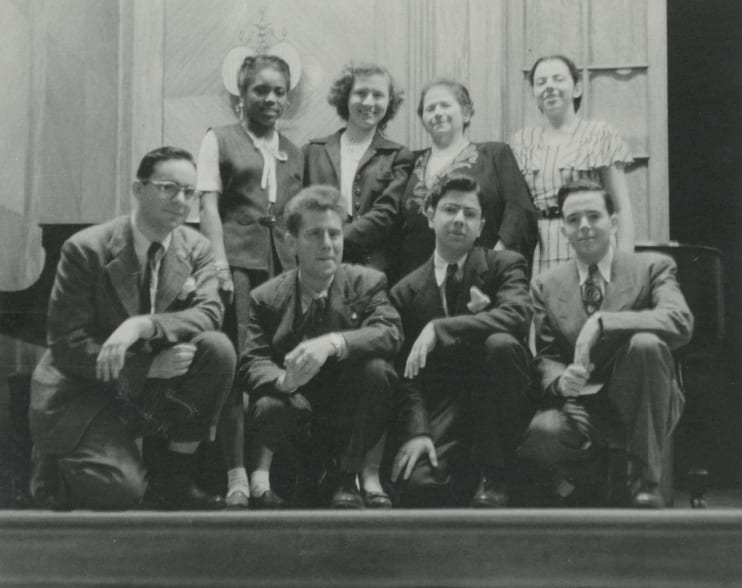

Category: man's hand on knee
[96, 316, 155, 381]
[391, 436, 438, 482]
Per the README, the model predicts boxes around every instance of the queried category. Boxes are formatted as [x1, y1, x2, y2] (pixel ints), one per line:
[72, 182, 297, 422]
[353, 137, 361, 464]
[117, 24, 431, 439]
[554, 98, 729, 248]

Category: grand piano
[0, 224, 89, 506]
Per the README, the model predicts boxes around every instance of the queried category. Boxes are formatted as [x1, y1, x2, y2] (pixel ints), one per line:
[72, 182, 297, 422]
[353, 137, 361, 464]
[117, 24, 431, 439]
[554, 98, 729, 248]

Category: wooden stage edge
[1, 509, 741, 587]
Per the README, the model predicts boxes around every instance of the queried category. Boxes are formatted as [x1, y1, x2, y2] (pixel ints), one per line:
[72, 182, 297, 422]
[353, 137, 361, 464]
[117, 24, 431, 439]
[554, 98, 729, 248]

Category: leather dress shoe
[250, 489, 288, 510]
[631, 483, 664, 509]
[225, 489, 250, 510]
[330, 474, 364, 509]
[146, 475, 225, 511]
[362, 489, 392, 509]
[30, 453, 69, 511]
[470, 476, 509, 508]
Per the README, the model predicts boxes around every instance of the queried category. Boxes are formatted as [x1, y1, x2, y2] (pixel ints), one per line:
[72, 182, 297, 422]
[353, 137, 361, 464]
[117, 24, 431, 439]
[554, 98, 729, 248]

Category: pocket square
[466, 286, 491, 313]
[177, 276, 197, 300]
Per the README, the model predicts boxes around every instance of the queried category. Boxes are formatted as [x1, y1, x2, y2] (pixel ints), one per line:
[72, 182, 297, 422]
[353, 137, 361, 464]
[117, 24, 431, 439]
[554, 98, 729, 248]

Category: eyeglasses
[437, 203, 481, 220]
[140, 179, 198, 200]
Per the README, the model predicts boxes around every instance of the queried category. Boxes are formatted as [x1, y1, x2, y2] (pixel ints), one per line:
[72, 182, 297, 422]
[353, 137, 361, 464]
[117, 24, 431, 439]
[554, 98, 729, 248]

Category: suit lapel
[273, 270, 302, 351]
[555, 261, 588, 343]
[603, 251, 637, 311]
[105, 218, 141, 317]
[456, 248, 488, 314]
[322, 132, 342, 185]
[412, 258, 445, 318]
[155, 228, 191, 312]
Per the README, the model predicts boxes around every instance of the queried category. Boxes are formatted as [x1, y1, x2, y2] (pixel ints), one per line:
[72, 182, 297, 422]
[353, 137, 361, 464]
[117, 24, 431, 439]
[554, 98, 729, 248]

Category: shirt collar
[130, 214, 171, 267]
[242, 124, 283, 159]
[298, 271, 334, 313]
[576, 245, 613, 286]
[433, 249, 468, 288]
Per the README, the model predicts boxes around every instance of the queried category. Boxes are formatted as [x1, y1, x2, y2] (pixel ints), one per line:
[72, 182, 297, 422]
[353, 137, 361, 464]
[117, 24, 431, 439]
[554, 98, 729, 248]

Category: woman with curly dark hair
[303, 62, 413, 278]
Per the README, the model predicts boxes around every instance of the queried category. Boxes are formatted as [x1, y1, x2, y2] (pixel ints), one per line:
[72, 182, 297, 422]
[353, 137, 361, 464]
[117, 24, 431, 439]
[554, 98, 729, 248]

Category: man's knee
[192, 331, 237, 371]
[252, 395, 292, 421]
[626, 332, 671, 360]
[356, 358, 396, 387]
[518, 409, 586, 467]
[484, 332, 529, 367]
[59, 457, 146, 510]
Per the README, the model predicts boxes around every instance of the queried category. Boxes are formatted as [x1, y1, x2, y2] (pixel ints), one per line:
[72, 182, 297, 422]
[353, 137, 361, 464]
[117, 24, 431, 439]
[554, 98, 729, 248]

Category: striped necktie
[140, 242, 162, 314]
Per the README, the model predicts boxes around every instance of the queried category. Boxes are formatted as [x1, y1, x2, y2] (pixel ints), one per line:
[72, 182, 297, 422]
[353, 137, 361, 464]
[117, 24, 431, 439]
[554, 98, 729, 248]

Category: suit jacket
[389, 247, 532, 438]
[239, 264, 403, 396]
[531, 250, 694, 395]
[303, 129, 413, 271]
[30, 216, 224, 454]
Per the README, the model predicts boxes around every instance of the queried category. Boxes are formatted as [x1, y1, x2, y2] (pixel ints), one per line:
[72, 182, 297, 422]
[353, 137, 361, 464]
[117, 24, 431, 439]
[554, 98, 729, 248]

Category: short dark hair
[326, 62, 404, 131]
[528, 54, 582, 112]
[136, 146, 195, 180]
[417, 79, 475, 130]
[429, 174, 484, 211]
[557, 179, 615, 215]
[284, 185, 348, 236]
[238, 55, 291, 97]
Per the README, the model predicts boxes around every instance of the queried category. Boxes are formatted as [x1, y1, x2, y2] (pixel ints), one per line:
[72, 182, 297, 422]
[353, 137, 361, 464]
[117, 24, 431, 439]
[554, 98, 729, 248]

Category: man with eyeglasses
[388, 174, 536, 507]
[29, 146, 235, 510]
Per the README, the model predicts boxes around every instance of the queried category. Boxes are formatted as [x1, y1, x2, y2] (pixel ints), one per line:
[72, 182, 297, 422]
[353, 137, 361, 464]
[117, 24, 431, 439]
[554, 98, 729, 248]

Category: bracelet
[215, 263, 230, 272]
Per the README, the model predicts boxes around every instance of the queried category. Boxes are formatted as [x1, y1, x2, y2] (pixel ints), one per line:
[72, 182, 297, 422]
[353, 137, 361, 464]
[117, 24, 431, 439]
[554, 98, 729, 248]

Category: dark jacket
[303, 129, 413, 272]
[390, 246, 532, 438]
[239, 263, 403, 397]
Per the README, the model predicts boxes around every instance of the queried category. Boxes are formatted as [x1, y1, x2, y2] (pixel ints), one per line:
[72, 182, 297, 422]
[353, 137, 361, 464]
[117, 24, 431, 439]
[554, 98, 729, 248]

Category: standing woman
[509, 54, 635, 274]
[196, 55, 303, 507]
[303, 62, 413, 278]
[399, 79, 538, 278]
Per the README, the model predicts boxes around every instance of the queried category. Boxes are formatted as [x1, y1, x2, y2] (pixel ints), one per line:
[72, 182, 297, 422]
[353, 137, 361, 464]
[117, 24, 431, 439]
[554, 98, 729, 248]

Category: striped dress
[509, 119, 632, 274]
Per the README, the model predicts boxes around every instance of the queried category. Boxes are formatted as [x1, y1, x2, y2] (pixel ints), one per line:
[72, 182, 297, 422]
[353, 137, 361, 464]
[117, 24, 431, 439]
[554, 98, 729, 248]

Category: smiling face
[531, 58, 582, 118]
[420, 84, 469, 147]
[288, 209, 344, 285]
[242, 66, 289, 136]
[133, 158, 197, 240]
[347, 73, 390, 132]
[560, 190, 617, 264]
[427, 189, 484, 260]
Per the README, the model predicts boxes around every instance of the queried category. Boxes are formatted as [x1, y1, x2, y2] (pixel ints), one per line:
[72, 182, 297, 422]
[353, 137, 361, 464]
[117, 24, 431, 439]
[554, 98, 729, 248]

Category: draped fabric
[0, 0, 44, 291]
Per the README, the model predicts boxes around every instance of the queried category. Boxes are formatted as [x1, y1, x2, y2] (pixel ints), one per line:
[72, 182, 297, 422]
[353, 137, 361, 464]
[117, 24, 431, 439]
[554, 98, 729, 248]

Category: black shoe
[631, 482, 664, 509]
[250, 489, 288, 510]
[30, 452, 68, 510]
[146, 474, 225, 510]
[330, 474, 364, 509]
[470, 475, 509, 508]
[362, 489, 392, 509]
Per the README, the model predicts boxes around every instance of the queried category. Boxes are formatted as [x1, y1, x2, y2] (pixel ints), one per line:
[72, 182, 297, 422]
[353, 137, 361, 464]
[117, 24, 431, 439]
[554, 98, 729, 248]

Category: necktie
[445, 263, 460, 315]
[140, 242, 163, 315]
[583, 264, 603, 315]
[304, 295, 327, 336]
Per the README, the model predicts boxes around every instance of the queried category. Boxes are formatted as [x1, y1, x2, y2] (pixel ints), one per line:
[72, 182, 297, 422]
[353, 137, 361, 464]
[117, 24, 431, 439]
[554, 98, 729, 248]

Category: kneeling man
[241, 186, 402, 509]
[30, 146, 235, 510]
[390, 174, 535, 507]
[518, 179, 693, 508]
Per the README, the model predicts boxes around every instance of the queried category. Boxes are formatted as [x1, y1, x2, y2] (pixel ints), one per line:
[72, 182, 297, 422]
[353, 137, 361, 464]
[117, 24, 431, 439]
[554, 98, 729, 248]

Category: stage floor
[1, 491, 741, 587]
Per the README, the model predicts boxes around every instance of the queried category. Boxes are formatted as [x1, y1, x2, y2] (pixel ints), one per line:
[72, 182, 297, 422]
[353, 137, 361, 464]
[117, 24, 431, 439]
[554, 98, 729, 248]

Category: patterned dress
[509, 119, 632, 274]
